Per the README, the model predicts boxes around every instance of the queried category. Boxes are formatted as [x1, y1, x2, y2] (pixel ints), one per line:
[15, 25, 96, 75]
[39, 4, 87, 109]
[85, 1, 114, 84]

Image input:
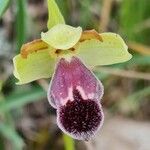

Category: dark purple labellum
[48, 56, 104, 140]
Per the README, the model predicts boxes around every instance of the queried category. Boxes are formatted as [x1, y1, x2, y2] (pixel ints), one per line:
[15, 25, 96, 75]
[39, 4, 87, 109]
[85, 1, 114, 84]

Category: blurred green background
[0, 0, 150, 150]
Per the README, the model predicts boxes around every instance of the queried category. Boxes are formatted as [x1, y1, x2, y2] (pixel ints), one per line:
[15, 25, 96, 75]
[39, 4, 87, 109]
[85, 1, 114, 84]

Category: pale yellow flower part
[13, 26, 132, 85]
[76, 32, 132, 67]
[41, 24, 82, 50]
[13, 49, 56, 84]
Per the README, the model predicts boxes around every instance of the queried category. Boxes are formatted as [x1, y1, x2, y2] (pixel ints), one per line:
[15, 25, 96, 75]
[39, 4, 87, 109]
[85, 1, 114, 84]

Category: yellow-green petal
[47, 0, 65, 29]
[41, 24, 82, 50]
[76, 32, 132, 67]
[13, 50, 56, 85]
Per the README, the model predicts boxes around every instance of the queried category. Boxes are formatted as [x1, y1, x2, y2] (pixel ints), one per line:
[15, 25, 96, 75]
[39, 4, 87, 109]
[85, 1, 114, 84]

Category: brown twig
[99, 0, 114, 32]
[37, 79, 49, 91]
[84, 141, 94, 150]
[128, 42, 150, 55]
[134, 18, 150, 33]
[96, 67, 150, 80]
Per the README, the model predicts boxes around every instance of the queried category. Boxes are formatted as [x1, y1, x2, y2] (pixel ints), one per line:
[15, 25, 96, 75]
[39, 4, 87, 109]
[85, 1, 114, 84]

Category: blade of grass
[0, 87, 46, 113]
[96, 67, 150, 80]
[120, 0, 150, 44]
[0, 137, 4, 150]
[63, 134, 75, 150]
[0, 122, 24, 150]
[0, 0, 10, 18]
[118, 86, 150, 114]
[121, 86, 150, 102]
[16, 0, 27, 52]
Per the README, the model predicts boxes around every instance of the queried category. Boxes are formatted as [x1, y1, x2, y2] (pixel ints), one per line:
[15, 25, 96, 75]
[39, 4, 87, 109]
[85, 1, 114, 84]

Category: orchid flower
[13, 0, 132, 140]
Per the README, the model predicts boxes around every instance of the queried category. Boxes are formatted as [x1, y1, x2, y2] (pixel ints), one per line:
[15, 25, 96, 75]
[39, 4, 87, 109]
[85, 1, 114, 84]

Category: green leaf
[118, 86, 150, 115]
[76, 32, 132, 67]
[0, 80, 2, 92]
[0, 122, 24, 150]
[16, 0, 27, 52]
[0, 87, 46, 112]
[120, 0, 150, 44]
[0, 137, 4, 150]
[47, 0, 65, 29]
[13, 49, 55, 84]
[0, 0, 10, 18]
[41, 24, 82, 50]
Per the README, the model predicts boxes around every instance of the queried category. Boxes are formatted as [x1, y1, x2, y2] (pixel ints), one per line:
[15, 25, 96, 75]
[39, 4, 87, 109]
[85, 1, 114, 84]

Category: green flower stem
[63, 134, 75, 150]
[37, 80, 75, 150]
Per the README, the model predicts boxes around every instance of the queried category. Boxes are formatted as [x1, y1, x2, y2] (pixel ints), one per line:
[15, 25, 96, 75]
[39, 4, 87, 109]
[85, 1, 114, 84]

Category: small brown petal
[80, 29, 103, 42]
[21, 39, 49, 58]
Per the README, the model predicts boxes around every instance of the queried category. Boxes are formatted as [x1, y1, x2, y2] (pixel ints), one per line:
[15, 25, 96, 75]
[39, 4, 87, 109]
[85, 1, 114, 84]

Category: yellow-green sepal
[76, 32, 132, 67]
[47, 0, 65, 29]
[41, 24, 82, 50]
[13, 50, 56, 85]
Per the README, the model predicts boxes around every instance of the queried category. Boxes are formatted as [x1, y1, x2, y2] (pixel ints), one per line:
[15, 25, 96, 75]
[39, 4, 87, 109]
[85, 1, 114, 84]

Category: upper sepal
[41, 24, 82, 50]
[47, 0, 65, 29]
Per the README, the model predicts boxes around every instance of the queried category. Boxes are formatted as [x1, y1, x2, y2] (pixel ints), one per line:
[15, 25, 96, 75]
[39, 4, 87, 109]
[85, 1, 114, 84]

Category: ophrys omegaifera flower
[13, 0, 132, 140]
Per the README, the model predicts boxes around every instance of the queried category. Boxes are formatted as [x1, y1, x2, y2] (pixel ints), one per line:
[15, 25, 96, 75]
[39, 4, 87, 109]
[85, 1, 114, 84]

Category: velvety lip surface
[57, 88, 104, 140]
